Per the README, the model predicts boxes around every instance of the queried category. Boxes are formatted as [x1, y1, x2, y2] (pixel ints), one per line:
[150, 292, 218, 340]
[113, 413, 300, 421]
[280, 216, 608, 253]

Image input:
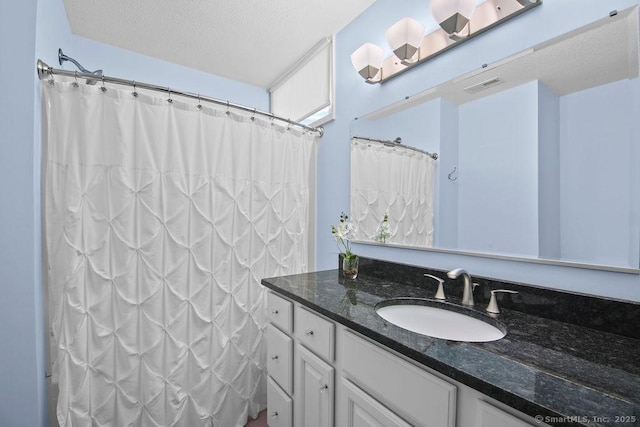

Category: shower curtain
[43, 80, 318, 427]
[350, 137, 436, 247]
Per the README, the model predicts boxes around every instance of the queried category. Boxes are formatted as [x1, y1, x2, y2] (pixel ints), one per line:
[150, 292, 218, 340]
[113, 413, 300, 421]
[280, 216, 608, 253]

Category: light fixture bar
[373, 0, 541, 84]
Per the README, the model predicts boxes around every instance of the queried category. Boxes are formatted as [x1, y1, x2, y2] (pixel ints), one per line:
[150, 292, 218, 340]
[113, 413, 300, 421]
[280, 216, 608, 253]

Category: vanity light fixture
[386, 17, 425, 64]
[351, 0, 542, 84]
[429, 0, 477, 36]
[350, 42, 384, 83]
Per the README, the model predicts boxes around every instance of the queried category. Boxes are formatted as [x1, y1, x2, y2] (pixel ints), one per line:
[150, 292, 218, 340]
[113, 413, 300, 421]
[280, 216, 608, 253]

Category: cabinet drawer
[266, 324, 293, 395]
[342, 331, 456, 427]
[267, 291, 293, 333]
[267, 377, 293, 427]
[294, 305, 335, 362]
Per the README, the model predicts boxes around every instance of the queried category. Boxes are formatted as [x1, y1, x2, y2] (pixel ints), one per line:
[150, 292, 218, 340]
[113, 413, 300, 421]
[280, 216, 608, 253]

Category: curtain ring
[132, 80, 139, 97]
[286, 118, 292, 131]
[225, 101, 230, 115]
[197, 94, 202, 110]
[269, 113, 275, 125]
[45, 66, 55, 86]
[100, 75, 107, 92]
[167, 87, 173, 104]
[250, 108, 256, 121]
[72, 71, 79, 88]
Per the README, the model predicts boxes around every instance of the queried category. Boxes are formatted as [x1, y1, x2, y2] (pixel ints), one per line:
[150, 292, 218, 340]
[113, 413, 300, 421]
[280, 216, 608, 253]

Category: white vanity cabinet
[265, 290, 545, 427]
[266, 292, 295, 427]
[265, 291, 335, 427]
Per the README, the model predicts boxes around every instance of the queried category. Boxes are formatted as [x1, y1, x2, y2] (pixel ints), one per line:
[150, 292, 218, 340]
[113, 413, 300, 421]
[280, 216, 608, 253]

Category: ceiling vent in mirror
[464, 77, 505, 94]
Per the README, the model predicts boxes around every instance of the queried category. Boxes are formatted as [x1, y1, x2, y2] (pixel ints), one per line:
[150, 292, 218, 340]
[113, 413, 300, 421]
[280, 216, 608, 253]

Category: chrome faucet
[447, 268, 476, 306]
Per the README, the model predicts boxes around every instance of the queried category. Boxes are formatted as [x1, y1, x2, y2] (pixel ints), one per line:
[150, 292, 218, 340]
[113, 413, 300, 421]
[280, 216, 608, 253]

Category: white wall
[318, 0, 640, 302]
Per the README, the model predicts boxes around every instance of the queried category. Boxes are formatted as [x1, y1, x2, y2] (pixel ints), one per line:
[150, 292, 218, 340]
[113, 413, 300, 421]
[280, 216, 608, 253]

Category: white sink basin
[376, 301, 506, 342]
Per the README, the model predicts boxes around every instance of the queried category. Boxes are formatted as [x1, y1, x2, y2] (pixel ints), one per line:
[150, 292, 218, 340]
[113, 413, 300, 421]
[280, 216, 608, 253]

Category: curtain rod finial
[37, 60, 51, 80]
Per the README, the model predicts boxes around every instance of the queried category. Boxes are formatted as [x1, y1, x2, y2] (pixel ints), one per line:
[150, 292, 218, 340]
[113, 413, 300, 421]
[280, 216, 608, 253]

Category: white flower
[331, 212, 357, 257]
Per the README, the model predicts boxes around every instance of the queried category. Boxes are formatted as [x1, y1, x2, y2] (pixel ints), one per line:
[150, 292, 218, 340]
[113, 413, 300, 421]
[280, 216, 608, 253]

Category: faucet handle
[424, 274, 446, 300]
[486, 289, 518, 314]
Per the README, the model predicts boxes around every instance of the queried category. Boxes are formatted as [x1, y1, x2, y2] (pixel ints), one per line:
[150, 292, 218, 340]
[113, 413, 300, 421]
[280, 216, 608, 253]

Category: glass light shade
[350, 43, 384, 80]
[429, 0, 477, 34]
[386, 17, 425, 61]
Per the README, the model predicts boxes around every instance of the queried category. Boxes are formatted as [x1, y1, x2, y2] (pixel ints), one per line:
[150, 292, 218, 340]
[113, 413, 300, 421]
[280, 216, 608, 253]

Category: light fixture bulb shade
[429, 0, 477, 34]
[350, 43, 384, 80]
[386, 17, 425, 61]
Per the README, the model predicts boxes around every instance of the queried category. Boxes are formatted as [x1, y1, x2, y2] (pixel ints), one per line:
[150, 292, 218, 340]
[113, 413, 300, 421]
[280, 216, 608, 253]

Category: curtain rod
[36, 59, 324, 137]
[352, 135, 438, 160]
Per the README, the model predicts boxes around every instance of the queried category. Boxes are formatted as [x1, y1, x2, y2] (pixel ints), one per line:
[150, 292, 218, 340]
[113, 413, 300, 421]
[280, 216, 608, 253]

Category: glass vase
[342, 255, 359, 280]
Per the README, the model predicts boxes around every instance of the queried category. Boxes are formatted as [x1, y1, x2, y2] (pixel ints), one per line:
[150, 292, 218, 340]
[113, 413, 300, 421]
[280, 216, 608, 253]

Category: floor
[245, 409, 268, 427]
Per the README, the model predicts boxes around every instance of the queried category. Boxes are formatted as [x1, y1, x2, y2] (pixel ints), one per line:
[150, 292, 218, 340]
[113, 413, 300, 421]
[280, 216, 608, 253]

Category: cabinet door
[295, 343, 334, 427]
[342, 379, 412, 427]
[476, 400, 537, 427]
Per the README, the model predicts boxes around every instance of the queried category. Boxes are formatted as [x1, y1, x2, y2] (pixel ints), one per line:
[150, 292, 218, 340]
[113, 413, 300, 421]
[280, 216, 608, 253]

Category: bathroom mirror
[350, 6, 640, 272]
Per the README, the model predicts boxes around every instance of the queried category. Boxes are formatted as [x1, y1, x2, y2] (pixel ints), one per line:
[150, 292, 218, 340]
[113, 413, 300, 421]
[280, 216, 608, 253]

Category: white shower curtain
[43, 80, 318, 427]
[350, 137, 435, 247]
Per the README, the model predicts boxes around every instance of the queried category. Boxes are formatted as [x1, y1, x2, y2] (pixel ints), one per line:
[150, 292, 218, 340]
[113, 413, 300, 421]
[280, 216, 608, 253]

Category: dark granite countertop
[261, 267, 640, 427]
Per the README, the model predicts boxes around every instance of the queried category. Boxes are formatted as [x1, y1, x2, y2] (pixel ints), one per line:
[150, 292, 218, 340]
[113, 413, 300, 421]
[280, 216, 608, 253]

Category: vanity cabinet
[265, 290, 544, 427]
[266, 292, 295, 427]
[266, 291, 335, 427]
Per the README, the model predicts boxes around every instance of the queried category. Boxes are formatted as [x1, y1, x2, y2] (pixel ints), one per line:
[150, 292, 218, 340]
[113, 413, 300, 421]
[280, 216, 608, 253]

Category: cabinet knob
[271, 309, 279, 314]
[304, 330, 314, 336]
[271, 411, 279, 418]
[271, 355, 279, 360]
[320, 384, 328, 391]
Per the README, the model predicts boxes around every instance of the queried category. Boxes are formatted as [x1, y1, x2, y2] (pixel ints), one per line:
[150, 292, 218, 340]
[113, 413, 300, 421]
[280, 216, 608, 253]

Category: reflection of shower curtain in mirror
[43, 80, 318, 427]
[350, 137, 435, 247]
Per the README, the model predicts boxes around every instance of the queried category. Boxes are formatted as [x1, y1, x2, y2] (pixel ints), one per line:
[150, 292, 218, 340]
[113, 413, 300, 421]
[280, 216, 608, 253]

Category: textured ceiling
[63, 0, 374, 88]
